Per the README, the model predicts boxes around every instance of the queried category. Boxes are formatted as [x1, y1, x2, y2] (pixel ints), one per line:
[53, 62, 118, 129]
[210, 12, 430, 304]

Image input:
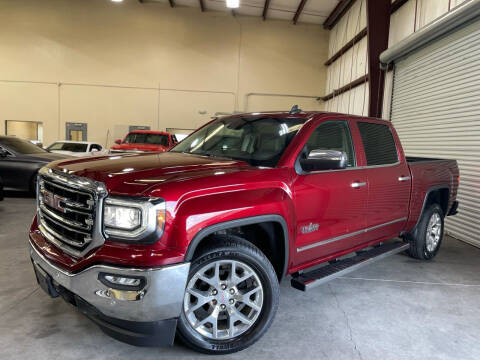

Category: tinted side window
[304, 121, 355, 168]
[357, 122, 398, 166]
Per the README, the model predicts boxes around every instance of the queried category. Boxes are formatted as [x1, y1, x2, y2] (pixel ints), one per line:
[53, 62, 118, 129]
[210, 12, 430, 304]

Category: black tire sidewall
[416, 204, 444, 260]
[177, 238, 279, 354]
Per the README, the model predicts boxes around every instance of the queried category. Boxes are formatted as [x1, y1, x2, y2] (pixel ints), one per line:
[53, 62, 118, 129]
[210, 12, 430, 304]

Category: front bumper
[29, 240, 190, 345]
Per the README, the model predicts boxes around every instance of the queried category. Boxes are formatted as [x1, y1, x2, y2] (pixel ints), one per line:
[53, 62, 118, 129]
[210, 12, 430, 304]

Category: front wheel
[407, 203, 444, 260]
[177, 235, 279, 354]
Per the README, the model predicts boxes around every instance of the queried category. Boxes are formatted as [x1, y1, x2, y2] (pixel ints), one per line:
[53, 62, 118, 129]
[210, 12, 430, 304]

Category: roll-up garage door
[390, 19, 480, 247]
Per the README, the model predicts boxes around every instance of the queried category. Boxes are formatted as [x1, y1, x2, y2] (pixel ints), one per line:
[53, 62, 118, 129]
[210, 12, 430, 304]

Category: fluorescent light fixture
[226, 0, 239, 9]
[111, 0, 123, 2]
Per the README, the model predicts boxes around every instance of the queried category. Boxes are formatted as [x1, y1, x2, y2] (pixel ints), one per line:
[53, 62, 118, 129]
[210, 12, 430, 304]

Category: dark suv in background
[0, 136, 69, 194]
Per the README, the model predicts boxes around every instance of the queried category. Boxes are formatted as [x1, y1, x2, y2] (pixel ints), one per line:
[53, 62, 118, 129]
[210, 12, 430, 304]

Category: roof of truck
[221, 111, 389, 123]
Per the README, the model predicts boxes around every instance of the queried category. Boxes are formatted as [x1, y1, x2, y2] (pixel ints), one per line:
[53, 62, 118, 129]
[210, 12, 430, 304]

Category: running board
[291, 241, 410, 291]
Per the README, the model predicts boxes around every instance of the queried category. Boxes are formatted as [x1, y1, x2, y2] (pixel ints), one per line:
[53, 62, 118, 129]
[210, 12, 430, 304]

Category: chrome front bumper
[29, 241, 190, 323]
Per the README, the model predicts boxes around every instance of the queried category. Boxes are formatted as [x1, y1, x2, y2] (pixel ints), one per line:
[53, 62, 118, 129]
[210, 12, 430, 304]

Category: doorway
[5, 120, 43, 141]
[66, 122, 87, 141]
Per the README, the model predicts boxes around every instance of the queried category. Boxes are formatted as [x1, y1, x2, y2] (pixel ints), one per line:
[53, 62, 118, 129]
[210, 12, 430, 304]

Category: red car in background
[110, 130, 178, 153]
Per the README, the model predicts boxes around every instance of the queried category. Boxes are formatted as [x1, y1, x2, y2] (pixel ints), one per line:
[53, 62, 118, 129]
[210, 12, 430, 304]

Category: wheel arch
[185, 215, 289, 281]
[413, 185, 450, 231]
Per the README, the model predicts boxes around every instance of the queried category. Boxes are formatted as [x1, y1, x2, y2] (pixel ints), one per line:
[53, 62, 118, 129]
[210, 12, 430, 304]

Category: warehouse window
[357, 122, 398, 166]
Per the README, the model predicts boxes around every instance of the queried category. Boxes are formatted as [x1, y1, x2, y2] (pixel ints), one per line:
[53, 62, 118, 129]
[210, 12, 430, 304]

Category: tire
[407, 203, 444, 260]
[177, 234, 280, 355]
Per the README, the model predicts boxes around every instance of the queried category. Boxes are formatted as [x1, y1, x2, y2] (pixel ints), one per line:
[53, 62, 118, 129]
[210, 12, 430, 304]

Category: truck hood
[48, 152, 252, 195]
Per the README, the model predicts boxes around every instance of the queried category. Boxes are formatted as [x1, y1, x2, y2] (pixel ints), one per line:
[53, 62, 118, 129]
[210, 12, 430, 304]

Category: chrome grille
[37, 167, 107, 257]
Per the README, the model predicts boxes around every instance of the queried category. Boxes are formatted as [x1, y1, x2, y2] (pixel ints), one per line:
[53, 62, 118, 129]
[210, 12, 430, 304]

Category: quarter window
[357, 122, 398, 166]
[303, 121, 356, 168]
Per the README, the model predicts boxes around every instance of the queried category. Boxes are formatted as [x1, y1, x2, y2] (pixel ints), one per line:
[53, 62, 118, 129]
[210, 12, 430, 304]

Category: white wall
[0, 0, 329, 146]
[324, 0, 469, 118]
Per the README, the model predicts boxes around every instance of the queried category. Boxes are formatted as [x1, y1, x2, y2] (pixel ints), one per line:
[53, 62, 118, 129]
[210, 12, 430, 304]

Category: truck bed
[406, 156, 451, 163]
[405, 156, 459, 231]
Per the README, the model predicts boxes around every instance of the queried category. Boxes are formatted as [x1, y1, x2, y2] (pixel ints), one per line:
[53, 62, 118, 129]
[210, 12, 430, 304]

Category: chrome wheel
[183, 260, 264, 340]
[426, 212, 442, 252]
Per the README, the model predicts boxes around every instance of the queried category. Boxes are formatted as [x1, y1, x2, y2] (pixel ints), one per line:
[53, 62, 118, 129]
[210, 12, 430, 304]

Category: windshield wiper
[201, 153, 234, 160]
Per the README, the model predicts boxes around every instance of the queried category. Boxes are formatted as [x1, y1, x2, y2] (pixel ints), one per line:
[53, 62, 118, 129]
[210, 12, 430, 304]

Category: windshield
[48, 142, 88, 152]
[1, 137, 47, 154]
[170, 117, 305, 167]
[124, 133, 170, 147]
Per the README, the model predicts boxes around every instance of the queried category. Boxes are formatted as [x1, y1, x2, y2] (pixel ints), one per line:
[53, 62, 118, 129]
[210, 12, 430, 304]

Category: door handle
[351, 182, 367, 188]
[398, 176, 411, 182]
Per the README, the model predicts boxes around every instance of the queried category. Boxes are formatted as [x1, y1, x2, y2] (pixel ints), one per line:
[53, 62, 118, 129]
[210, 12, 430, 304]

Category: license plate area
[33, 261, 59, 298]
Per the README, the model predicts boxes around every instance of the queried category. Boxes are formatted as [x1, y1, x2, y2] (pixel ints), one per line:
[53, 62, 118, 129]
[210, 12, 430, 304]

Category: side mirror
[114, 139, 122, 145]
[300, 149, 347, 172]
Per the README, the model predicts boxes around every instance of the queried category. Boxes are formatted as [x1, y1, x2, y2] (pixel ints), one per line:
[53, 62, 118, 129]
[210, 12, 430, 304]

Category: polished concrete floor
[1, 195, 479, 360]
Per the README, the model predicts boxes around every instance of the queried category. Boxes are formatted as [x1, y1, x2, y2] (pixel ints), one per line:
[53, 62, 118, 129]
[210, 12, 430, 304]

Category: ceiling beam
[262, 0, 271, 21]
[199, 0, 205, 12]
[293, 0, 308, 25]
[323, 0, 357, 30]
[168, 0, 175, 7]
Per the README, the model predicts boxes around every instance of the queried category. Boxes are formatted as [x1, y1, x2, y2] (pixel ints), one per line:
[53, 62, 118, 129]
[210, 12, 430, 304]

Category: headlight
[104, 205, 141, 230]
[103, 197, 165, 242]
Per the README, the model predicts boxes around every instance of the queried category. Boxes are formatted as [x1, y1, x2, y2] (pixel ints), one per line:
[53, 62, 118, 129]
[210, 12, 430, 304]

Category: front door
[293, 120, 368, 267]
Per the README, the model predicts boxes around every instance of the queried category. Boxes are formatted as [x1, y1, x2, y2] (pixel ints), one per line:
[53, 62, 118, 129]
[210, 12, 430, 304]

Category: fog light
[105, 275, 141, 286]
[99, 273, 145, 291]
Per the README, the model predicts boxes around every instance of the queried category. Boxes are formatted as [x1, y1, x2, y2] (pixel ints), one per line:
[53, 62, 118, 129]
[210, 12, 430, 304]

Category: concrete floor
[1, 195, 480, 360]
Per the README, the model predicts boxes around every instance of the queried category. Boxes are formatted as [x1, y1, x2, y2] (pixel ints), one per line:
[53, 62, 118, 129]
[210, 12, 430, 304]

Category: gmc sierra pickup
[29, 111, 459, 354]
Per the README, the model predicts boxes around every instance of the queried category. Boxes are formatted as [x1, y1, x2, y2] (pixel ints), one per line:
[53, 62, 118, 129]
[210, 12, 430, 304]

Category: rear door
[293, 118, 368, 266]
[355, 120, 411, 240]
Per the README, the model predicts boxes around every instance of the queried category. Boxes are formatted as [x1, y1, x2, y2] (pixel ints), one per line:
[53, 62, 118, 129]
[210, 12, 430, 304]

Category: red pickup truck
[110, 130, 177, 153]
[29, 111, 459, 354]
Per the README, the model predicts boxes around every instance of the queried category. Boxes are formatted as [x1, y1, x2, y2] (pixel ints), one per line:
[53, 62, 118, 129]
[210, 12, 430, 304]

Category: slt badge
[301, 223, 319, 234]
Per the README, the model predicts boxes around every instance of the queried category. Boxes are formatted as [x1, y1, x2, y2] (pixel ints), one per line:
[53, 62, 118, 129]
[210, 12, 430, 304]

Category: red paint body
[30, 112, 459, 276]
[110, 130, 176, 153]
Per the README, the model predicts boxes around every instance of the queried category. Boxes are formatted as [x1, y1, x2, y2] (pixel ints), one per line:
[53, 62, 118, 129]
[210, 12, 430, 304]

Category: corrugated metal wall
[324, 0, 470, 117]
[390, 19, 480, 247]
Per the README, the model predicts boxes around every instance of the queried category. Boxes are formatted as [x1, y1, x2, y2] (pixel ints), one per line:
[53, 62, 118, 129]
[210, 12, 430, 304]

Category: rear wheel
[177, 235, 279, 354]
[407, 203, 444, 260]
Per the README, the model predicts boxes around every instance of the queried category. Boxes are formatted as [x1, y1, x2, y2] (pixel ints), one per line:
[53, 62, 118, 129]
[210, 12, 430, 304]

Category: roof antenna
[289, 104, 302, 114]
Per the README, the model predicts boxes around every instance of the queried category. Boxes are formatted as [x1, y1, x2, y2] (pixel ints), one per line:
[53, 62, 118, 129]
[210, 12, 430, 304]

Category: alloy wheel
[183, 260, 264, 340]
[426, 212, 442, 252]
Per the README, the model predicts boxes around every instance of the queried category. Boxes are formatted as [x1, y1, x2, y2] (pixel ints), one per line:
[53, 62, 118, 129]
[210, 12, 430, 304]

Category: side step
[291, 241, 409, 291]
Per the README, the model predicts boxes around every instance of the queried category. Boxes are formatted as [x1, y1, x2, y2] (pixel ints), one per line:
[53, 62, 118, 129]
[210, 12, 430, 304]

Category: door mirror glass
[300, 149, 347, 172]
[114, 139, 122, 145]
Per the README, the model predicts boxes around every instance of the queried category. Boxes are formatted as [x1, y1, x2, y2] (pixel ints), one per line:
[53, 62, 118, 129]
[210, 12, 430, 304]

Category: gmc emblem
[42, 190, 67, 213]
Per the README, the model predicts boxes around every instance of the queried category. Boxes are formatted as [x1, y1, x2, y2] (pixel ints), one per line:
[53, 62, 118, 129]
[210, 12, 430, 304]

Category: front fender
[171, 186, 295, 275]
